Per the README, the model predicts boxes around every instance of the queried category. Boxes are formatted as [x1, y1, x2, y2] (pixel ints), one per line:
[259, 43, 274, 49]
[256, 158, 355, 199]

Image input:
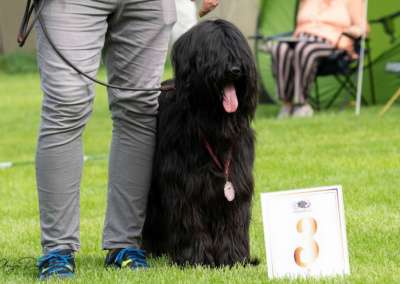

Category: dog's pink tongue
[223, 84, 238, 113]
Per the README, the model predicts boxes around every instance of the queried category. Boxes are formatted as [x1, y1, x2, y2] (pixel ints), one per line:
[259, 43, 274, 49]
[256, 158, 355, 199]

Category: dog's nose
[230, 67, 241, 77]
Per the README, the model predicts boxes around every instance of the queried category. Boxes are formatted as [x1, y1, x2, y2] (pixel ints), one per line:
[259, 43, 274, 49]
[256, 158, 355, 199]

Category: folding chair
[252, 1, 376, 110]
[311, 35, 375, 110]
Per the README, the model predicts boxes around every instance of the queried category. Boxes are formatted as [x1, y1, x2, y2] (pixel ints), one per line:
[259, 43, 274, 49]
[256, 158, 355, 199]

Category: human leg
[293, 40, 337, 105]
[271, 41, 295, 102]
[271, 41, 295, 118]
[102, 0, 176, 251]
[35, 0, 112, 254]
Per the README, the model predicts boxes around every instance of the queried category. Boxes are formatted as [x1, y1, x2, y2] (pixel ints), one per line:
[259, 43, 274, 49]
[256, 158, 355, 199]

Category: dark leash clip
[17, 0, 44, 47]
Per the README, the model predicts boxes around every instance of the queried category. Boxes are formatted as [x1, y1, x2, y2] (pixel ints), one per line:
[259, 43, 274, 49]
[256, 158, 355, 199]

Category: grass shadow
[0, 255, 37, 280]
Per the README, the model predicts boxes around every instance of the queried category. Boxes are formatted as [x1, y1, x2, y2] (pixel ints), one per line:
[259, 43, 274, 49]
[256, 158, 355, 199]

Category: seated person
[271, 0, 368, 118]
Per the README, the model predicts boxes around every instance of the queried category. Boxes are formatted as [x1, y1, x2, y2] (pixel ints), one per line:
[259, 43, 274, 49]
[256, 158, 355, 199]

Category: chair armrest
[265, 31, 294, 41]
[341, 32, 361, 41]
[341, 32, 374, 58]
[249, 31, 293, 42]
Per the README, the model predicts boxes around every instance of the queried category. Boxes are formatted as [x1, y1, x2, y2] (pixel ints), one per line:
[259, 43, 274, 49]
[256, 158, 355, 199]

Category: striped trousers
[271, 34, 338, 104]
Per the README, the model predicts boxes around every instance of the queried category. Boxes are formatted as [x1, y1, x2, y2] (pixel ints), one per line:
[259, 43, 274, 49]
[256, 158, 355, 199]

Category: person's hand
[345, 25, 369, 39]
[197, 0, 219, 17]
[346, 26, 363, 38]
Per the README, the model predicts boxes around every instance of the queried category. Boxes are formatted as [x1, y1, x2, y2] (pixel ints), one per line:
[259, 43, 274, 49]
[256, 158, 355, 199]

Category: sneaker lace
[37, 251, 73, 274]
[115, 248, 147, 268]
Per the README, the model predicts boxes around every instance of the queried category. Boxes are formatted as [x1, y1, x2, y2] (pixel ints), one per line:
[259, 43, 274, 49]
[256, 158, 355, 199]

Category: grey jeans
[35, 0, 176, 253]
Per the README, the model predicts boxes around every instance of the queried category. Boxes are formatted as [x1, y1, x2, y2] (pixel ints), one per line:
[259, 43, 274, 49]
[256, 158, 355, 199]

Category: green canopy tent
[255, 0, 400, 106]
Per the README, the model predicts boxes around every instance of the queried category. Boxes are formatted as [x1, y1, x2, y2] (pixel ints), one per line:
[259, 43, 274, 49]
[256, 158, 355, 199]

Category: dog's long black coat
[143, 19, 258, 267]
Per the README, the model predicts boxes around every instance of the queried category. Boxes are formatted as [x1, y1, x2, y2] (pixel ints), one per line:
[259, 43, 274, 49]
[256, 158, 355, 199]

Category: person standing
[170, 0, 198, 44]
[34, 0, 218, 280]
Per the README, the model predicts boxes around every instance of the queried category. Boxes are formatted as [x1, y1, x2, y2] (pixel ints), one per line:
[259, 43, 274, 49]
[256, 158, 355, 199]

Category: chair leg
[366, 40, 376, 105]
[344, 75, 369, 105]
[338, 78, 352, 110]
[325, 76, 347, 109]
[314, 79, 321, 111]
[335, 74, 368, 106]
[342, 75, 355, 103]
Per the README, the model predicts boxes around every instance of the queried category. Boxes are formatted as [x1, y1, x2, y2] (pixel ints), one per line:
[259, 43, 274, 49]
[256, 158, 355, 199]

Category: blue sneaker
[37, 249, 75, 280]
[104, 247, 148, 270]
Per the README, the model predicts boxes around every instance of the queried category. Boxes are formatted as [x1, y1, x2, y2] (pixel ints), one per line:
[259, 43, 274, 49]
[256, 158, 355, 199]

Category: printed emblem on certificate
[261, 185, 350, 278]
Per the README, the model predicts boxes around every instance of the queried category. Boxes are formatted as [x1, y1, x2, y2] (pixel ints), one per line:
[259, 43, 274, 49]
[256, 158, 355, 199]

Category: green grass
[0, 52, 38, 74]
[0, 68, 399, 283]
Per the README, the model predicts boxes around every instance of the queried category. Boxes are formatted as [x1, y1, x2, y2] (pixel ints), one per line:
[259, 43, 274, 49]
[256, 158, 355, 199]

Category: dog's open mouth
[223, 84, 238, 113]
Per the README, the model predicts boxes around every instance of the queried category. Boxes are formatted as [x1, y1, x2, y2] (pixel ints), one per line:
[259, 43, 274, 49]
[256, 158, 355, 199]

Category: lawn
[0, 68, 399, 283]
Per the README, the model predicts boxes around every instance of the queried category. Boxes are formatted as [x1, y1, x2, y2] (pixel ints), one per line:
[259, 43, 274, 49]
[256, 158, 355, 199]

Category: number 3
[294, 217, 319, 268]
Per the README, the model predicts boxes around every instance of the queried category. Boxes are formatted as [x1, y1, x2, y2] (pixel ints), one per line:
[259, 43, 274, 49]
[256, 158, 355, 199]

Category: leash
[203, 139, 232, 182]
[17, 0, 174, 93]
[202, 135, 236, 202]
[0, 154, 108, 170]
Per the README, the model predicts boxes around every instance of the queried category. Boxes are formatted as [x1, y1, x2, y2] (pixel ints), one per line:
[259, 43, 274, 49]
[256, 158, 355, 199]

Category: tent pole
[355, 0, 369, 115]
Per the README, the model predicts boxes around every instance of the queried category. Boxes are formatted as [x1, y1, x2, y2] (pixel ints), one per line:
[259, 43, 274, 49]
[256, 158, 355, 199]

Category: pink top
[294, 0, 368, 54]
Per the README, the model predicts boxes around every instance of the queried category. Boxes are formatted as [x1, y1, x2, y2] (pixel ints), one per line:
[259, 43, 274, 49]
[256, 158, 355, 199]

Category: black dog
[143, 19, 258, 267]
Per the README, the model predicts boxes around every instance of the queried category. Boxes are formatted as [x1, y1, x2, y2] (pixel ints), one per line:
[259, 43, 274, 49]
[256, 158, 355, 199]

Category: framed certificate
[261, 185, 350, 278]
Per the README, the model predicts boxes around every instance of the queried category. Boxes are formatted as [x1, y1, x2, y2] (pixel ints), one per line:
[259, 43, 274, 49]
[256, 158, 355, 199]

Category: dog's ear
[171, 30, 195, 88]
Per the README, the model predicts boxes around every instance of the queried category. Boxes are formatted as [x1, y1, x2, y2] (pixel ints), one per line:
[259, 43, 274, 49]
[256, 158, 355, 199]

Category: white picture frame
[261, 185, 350, 279]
